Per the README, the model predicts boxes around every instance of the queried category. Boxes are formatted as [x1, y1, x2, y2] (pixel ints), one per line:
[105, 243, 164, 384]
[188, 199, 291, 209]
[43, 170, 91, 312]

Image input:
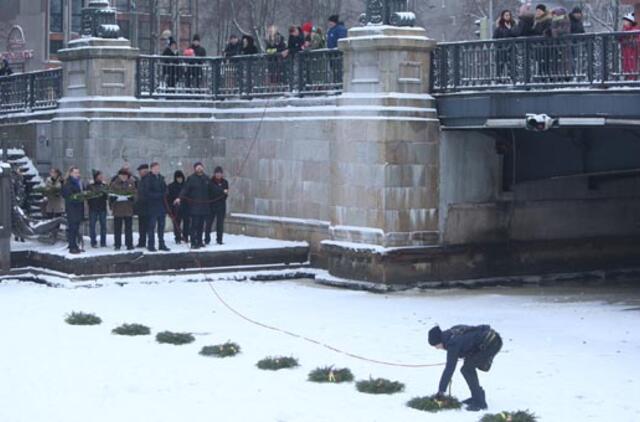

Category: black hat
[571, 6, 582, 14]
[328, 14, 340, 23]
[428, 326, 443, 346]
[137, 164, 149, 171]
[193, 34, 200, 42]
[193, 161, 204, 169]
[536, 4, 546, 12]
[214, 166, 223, 174]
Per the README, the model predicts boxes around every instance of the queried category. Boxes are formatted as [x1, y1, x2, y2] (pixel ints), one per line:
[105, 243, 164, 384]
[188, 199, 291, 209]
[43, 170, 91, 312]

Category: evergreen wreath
[200, 342, 241, 357]
[480, 410, 538, 422]
[308, 366, 354, 383]
[256, 356, 299, 370]
[407, 394, 462, 412]
[112, 323, 151, 336]
[65, 312, 102, 326]
[155, 331, 195, 345]
[355, 377, 405, 394]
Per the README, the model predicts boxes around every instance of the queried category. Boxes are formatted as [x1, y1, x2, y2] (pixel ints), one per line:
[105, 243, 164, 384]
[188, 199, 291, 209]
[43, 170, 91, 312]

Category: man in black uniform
[175, 162, 211, 249]
[428, 324, 502, 411]
[139, 162, 170, 252]
[205, 166, 229, 245]
[134, 164, 149, 248]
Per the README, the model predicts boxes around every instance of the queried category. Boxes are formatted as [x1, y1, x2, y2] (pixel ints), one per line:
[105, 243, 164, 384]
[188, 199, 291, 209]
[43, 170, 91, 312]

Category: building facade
[0, 0, 196, 73]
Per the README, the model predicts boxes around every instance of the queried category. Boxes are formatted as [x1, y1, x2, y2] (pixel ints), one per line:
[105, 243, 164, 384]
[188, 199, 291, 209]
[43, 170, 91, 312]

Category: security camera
[525, 114, 557, 132]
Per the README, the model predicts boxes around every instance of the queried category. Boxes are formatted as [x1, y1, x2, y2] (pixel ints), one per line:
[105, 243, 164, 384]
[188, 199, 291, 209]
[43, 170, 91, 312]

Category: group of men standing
[59, 162, 228, 254]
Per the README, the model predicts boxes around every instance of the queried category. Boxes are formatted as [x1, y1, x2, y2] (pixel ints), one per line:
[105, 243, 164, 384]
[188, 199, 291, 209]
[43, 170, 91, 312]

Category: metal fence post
[28, 73, 35, 111]
[452, 44, 461, 90]
[212, 58, 220, 100]
[135, 57, 141, 97]
[149, 57, 157, 98]
[601, 33, 609, 85]
[523, 38, 531, 87]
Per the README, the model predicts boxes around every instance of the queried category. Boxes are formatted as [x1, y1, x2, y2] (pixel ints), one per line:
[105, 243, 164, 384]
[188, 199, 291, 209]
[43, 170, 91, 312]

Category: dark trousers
[89, 210, 107, 246]
[67, 219, 81, 250]
[190, 215, 206, 247]
[461, 332, 503, 403]
[137, 215, 148, 247]
[114, 216, 133, 248]
[205, 207, 226, 244]
[147, 213, 166, 249]
[171, 207, 189, 242]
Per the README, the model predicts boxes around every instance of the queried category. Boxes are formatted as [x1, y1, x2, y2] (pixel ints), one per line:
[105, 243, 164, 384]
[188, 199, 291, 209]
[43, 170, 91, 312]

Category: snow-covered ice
[0, 277, 638, 422]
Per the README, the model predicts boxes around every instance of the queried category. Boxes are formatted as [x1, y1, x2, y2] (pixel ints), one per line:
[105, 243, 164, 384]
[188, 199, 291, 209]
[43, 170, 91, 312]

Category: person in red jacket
[621, 13, 640, 80]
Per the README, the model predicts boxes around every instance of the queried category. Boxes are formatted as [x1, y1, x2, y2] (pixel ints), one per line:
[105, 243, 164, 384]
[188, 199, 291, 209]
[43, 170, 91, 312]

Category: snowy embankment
[0, 277, 638, 422]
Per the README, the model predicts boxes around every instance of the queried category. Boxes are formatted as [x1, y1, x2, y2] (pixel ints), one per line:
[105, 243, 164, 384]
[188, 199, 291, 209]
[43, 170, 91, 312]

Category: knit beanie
[428, 326, 443, 346]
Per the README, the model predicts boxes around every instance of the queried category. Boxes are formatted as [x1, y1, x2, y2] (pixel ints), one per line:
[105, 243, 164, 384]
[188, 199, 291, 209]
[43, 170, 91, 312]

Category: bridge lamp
[525, 113, 558, 132]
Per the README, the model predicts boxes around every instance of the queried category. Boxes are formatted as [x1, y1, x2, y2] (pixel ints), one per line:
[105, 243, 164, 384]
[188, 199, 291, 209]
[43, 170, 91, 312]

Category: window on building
[50, 39, 64, 55]
[115, 0, 130, 12]
[72, 0, 84, 33]
[50, 0, 64, 33]
[180, 0, 192, 15]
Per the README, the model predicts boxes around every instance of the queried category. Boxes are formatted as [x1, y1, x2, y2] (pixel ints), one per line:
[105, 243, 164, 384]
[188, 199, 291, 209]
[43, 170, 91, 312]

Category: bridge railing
[0, 68, 63, 115]
[136, 49, 344, 100]
[432, 31, 640, 93]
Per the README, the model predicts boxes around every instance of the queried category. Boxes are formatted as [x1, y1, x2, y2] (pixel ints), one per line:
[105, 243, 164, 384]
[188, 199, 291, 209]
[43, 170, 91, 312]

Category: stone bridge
[1, 12, 639, 283]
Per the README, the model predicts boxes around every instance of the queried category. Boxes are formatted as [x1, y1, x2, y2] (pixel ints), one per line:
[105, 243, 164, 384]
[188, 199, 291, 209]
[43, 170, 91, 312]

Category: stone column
[330, 25, 439, 247]
[0, 163, 11, 273]
[323, 25, 440, 284]
[56, 1, 138, 100]
[56, 37, 139, 99]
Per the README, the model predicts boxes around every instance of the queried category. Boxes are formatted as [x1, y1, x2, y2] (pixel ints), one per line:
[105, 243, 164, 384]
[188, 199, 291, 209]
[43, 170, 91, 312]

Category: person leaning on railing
[161, 37, 181, 90]
[0, 57, 12, 77]
[621, 13, 640, 81]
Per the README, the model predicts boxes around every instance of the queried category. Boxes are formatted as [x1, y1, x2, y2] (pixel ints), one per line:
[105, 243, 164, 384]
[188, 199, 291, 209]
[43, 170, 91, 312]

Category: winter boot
[465, 388, 487, 412]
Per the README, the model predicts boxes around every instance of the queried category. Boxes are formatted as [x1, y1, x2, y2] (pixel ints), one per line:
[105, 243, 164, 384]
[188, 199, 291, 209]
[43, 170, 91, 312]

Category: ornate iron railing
[432, 31, 640, 93]
[0, 68, 63, 115]
[136, 49, 344, 99]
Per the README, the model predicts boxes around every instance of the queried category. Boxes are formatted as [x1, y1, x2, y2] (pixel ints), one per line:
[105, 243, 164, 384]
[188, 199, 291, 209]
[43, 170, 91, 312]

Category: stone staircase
[0, 148, 46, 219]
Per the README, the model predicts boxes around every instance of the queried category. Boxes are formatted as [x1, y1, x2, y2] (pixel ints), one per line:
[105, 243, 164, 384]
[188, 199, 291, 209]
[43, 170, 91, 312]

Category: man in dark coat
[283, 26, 304, 58]
[134, 164, 150, 248]
[0, 58, 12, 77]
[326, 15, 348, 49]
[62, 167, 85, 254]
[175, 162, 211, 249]
[569, 7, 585, 34]
[531, 4, 552, 36]
[162, 38, 180, 89]
[87, 170, 108, 248]
[204, 166, 229, 245]
[189, 34, 207, 88]
[139, 162, 170, 252]
[223, 35, 242, 57]
[167, 170, 189, 244]
[428, 324, 503, 412]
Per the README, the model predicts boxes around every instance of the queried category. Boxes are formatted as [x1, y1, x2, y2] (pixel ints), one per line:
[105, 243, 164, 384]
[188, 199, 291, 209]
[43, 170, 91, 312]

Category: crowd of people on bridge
[489, 4, 640, 80]
[492, 4, 585, 40]
[159, 14, 347, 63]
[42, 162, 229, 255]
[156, 14, 347, 91]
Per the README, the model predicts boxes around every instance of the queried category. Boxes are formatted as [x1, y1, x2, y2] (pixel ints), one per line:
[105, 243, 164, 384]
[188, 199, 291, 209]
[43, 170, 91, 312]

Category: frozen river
[0, 276, 638, 422]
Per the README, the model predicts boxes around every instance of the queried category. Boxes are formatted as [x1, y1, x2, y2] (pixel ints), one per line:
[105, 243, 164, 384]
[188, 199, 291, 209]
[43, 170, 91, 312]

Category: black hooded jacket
[438, 325, 492, 393]
[242, 36, 259, 55]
